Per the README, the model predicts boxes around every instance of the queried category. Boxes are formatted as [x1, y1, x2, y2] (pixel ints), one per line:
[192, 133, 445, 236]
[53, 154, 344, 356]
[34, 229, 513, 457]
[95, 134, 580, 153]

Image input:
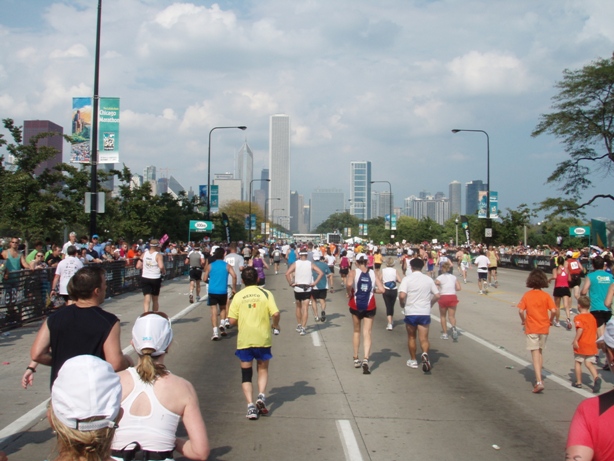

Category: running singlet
[349, 269, 375, 311]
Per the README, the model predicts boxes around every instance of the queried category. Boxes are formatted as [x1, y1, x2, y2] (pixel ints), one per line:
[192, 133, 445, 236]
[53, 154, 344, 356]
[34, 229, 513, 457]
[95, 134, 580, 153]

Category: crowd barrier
[0, 255, 188, 331]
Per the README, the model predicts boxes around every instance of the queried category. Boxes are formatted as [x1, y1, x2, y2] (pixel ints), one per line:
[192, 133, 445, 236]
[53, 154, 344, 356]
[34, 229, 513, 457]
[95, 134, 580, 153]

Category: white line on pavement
[336, 419, 363, 461]
[432, 315, 594, 398]
[311, 330, 321, 346]
[0, 302, 201, 447]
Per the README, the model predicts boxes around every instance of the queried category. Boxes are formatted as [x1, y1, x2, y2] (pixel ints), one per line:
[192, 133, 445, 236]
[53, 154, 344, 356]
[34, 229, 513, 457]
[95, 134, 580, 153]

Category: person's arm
[174, 381, 210, 461]
[285, 264, 296, 285]
[157, 253, 166, 277]
[20, 253, 28, 269]
[455, 279, 462, 291]
[327, 272, 333, 292]
[271, 311, 280, 330]
[227, 265, 237, 293]
[580, 277, 590, 296]
[30, 320, 52, 366]
[518, 308, 526, 326]
[21, 360, 38, 389]
[202, 264, 211, 282]
[102, 322, 133, 371]
[346, 270, 354, 297]
[50, 274, 61, 295]
[565, 445, 594, 460]
[374, 274, 385, 294]
[572, 327, 583, 351]
[605, 284, 614, 309]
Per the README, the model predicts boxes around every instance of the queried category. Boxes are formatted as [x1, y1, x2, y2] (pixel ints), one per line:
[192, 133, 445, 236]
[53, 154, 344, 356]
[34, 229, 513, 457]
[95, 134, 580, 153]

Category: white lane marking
[311, 330, 321, 346]
[336, 419, 363, 461]
[432, 314, 594, 398]
[0, 302, 201, 446]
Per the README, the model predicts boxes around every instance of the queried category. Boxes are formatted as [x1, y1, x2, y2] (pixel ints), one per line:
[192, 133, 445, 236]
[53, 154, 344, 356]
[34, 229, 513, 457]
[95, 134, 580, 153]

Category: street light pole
[249, 178, 269, 242]
[89, 0, 103, 238]
[207, 125, 247, 220]
[272, 208, 284, 239]
[452, 129, 491, 239]
[371, 180, 393, 242]
[455, 217, 459, 247]
[264, 198, 280, 239]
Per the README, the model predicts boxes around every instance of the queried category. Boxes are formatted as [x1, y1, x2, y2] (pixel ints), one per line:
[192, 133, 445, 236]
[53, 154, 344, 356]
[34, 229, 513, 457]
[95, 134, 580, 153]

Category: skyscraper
[269, 114, 290, 229]
[372, 190, 393, 218]
[143, 166, 156, 183]
[350, 161, 371, 220]
[466, 180, 487, 216]
[236, 141, 253, 201]
[449, 180, 461, 217]
[23, 120, 63, 176]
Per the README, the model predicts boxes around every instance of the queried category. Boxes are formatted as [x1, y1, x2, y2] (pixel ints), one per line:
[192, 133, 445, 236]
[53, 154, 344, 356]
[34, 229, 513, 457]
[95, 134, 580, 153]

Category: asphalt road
[0, 264, 601, 460]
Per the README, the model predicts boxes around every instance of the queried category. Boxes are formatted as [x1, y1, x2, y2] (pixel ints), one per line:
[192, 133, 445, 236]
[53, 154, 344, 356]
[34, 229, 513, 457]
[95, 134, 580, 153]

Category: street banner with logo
[98, 97, 120, 163]
[71, 97, 93, 163]
[591, 219, 607, 247]
[461, 215, 470, 244]
[222, 213, 231, 243]
[210, 185, 219, 213]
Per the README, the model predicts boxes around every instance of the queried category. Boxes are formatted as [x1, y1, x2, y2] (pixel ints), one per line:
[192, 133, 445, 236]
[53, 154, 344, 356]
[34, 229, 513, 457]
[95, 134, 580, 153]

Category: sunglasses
[36, 254, 44, 258]
[11, 241, 18, 244]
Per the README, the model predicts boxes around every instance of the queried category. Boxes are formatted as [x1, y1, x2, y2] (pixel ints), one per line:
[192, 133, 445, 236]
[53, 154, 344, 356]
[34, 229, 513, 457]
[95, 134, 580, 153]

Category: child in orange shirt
[572, 295, 601, 392]
[518, 269, 557, 393]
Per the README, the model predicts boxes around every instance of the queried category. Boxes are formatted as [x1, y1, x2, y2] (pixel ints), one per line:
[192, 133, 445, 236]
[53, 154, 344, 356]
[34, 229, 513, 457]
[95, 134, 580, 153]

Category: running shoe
[314, 316, 320, 322]
[440, 333, 449, 340]
[256, 394, 269, 416]
[553, 320, 561, 327]
[299, 327, 306, 336]
[320, 311, 326, 322]
[362, 359, 371, 375]
[219, 324, 227, 336]
[189, 294, 194, 304]
[273, 328, 280, 335]
[407, 359, 418, 369]
[196, 296, 201, 302]
[211, 328, 219, 341]
[478, 290, 483, 295]
[225, 319, 231, 329]
[421, 352, 431, 372]
[451, 326, 458, 341]
[354, 358, 361, 368]
[386, 323, 393, 331]
[566, 318, 572, 331]
[246, 404, 259, 420]
[594, 376, 602, 394]
[494, 281, 498, 288]
[296, 324, 302, 332]
[533, 381, 545, 393]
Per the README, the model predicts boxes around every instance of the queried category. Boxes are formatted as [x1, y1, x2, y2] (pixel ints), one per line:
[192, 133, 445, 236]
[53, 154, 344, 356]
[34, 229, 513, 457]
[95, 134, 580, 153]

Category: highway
[0, 264, 599, 460]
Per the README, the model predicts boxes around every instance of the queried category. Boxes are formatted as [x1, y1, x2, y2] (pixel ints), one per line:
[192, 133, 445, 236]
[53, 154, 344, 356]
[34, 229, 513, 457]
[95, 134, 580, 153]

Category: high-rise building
[449, 180, 461, 217]
[350, 161, 371, 220]
[269, 115, 290, 230]
[310, 189, 345, 231]
[372, 190, 393, 218]
[157, 177, 169, 195]
[404, 195, 450, 225]
[130, 174, 143, 190]
[290, 191, 306, 233]
[23, 120, 63, 176]
[214, 173, 241, 208]
[236, 141, 253, 201]
[466, 180, 487, 216]
[167, 175, 186, 199]
[143, 165, 156, 183]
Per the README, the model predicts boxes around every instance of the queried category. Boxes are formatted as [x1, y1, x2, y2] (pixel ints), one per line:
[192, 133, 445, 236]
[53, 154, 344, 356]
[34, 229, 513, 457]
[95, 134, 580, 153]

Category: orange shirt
[573, 312, 598, 356]
[518, 289, 556, 335]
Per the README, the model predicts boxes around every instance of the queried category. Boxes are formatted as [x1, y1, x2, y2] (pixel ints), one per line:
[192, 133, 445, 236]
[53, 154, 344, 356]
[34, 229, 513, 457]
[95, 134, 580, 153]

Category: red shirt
[567, 390, 614, 459]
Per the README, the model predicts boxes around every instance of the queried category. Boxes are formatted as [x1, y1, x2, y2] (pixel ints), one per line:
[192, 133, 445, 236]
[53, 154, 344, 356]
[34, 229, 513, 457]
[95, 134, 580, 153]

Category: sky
[1, 0, 613, 223]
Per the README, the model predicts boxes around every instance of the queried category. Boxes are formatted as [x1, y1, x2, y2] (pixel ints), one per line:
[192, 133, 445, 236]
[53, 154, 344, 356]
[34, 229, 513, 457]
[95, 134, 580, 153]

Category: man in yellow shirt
[228, 266, 280, 420]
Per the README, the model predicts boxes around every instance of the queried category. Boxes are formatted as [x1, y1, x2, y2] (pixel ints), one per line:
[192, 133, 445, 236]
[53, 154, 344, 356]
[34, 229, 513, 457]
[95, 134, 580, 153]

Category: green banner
[189, 220, 213, 232]
[592, 219, 607, 247]
[210, 185, 219, 213]
[98, 97, 120, 163]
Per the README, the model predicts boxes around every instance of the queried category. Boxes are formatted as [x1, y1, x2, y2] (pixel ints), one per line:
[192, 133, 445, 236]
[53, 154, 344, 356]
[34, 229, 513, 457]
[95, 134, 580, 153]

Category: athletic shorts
[438, 294, 459, 309]
[574, 354, 597, 364]
[488, 266, 497, 272]
[427, 263, 434, 272]
[477, 271, 488, 280]
[526, 333, 548, 350]
[189, 267, 203, 281]
[141, 277, 162, 296]
[591, 310, 612, 327]
[569, 274, 582, 288]
[349, 308, 376, 319]
[257, 278, 265, 286]
[311, 289, 327, 300]
[328, 265, 335, 274]
[294, 291, 312, 301]
[553, 287, 571, 298]
[235, 347, 273, 362]
[404, 315, 431, 327]
[208, 292, 228, 307]
[339, 268, 349, 276]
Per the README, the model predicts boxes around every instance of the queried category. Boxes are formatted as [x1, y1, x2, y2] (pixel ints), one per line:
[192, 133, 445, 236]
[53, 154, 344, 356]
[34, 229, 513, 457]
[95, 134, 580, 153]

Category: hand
[22, 369, 34, 389]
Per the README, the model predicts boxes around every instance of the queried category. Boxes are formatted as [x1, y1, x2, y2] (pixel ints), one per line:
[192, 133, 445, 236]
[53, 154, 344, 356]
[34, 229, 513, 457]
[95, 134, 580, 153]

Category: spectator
[25, 240, 44, 264]
[61, 231, 80, 256]
[51, 245, 84, 304]
[45, 245, 62, 268]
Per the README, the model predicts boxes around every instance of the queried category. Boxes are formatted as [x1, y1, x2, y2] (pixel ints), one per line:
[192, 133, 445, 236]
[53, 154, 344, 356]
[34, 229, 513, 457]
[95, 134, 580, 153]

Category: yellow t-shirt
[228, 285, 279, 349]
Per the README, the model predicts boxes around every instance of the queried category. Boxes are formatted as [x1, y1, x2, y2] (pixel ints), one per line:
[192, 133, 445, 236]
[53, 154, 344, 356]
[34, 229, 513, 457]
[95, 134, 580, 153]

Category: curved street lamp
[207, 125, 247, 219]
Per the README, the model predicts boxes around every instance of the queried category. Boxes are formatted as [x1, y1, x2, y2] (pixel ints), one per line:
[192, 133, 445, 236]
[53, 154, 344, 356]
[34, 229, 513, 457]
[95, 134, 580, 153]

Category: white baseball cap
[132, 313, 173, 357]
[51, 355, 121, 431]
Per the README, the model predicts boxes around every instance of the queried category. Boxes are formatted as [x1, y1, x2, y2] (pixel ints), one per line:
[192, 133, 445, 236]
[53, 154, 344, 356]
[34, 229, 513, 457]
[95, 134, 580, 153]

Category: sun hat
[51, 355, 121, 432]
[385, 257, 395, 267]
[132, 313, 173, 357]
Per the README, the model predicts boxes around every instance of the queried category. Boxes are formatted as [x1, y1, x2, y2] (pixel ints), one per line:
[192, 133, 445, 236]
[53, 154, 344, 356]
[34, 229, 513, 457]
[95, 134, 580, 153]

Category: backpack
[340, 257, 349, 269]
[352, 270, 374, 311]
[568, 259, 584, 276]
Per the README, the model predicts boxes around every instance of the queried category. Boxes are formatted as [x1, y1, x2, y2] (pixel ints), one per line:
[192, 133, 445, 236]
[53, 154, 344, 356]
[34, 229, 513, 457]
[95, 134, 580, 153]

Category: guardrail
[0, 255, 188, 331]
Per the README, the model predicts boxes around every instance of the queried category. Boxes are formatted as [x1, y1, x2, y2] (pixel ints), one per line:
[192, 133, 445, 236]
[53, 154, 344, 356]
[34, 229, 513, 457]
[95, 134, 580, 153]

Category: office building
[269, 114, 290, 230]
[130, 174, 143, 190]
[23, 120, 63, 176]
[404, 195, 450, 225]
[213, 174, 242, 208]
[167, 175, 186, 199]
[236, 141, 253, 201]
[157, 177, 169, 195]
[350, 161, 371, 220]
[466, 180, 487, 216]
[143, 165, 156, 183]
[449, 180, 461, 217]
[372, 190, 393, 218]
[290, 190, 306, 234]
[310, 189, 345, 231]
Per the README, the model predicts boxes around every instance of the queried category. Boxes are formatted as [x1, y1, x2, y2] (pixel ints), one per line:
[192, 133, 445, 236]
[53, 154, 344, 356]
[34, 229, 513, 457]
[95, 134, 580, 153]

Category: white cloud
[50, 44, 89, 59]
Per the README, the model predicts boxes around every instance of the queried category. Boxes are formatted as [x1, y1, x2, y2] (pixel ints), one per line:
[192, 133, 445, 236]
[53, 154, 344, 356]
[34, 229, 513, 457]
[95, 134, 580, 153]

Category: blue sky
[1, 0, 613, 222]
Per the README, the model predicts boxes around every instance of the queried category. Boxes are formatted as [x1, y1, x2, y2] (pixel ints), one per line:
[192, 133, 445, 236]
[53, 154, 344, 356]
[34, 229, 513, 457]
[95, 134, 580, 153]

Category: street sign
[189, 220, 213, 232]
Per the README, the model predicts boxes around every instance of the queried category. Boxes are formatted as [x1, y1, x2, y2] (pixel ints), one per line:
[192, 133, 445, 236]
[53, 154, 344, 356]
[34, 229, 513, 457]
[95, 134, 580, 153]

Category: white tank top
[112, 367, 180, 452]
[142, 250, 161, 279]
[294, 259, 313, 292]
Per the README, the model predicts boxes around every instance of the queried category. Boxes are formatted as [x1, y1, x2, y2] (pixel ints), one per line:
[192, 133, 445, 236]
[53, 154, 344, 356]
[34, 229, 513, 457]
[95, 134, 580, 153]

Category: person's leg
[219, 304, 227, 325]
[448, 307, 457, 328]
[151, 295, 160, 312]
[531, 349, 543, 383]
[256, 359, 269, 395]
[406, 324, 417, 360]
[195, 280, 200, 298]
[189, 279, 195, 298]
[319, 297, 327, 316]
[417, 324, 430, 354]
[295, 295, 302, 327]
[584, 359, 599, 381]
[574, 360, 582, 385]
[439, 307, 448, 335]
[240, 361, 254, 404]
[311, 295, 318, 318]
[143, 294, 151, 313]
[553, 297, 561, 324]
[300, 298, 309, 327]
[563, 295, 571, 323]
[352, 314, 361, 359]
[211, 304, 219, 329]
[362, 316, 373, 360]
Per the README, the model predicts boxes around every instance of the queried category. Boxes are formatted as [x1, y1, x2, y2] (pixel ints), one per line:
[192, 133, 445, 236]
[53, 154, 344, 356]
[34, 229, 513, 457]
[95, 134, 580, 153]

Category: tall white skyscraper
[350, 161, 371, 220]
[269, 114, 290, 229]
[236, 141, 253, 201]
[449, 180, 461, 216]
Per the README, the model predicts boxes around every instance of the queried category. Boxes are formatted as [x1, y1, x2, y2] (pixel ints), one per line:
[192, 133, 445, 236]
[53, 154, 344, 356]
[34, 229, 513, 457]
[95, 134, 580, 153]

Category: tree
[532, 55, 614, 213]
[315, 212, 359, 235]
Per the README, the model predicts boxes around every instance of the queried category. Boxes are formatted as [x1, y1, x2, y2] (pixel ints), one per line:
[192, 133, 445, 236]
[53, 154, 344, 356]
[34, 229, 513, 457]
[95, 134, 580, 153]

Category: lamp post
[452, 128, 491, 240]
[371, 180, 393, 242]
[89, 0, 103, 238]
[455, 217, 459, 247]
[272, 208, 285, 239]
[207, 125, 247, 219]
[249, 178, 270, 242]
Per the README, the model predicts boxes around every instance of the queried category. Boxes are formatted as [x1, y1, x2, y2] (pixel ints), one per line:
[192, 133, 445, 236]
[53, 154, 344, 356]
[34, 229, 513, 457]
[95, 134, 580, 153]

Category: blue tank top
[287, 250, 297, 265]
[588, 270, 613, 312]
[209, 260, 228, 295]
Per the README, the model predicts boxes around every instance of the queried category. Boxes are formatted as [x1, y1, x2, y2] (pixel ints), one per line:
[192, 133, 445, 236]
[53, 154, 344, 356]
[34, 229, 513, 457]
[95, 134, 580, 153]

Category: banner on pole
[98, 97, 120, 163]
[71, 97, 93, 163]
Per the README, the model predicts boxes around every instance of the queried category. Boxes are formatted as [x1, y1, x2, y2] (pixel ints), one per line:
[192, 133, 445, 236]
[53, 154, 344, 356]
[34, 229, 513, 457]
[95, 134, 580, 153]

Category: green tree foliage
[315, 212, 359, 235]
[532, 55, 614, 213]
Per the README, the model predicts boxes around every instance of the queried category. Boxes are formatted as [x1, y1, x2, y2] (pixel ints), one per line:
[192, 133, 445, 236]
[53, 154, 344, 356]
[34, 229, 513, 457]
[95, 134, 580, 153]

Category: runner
[460, 249, 471, 284]
[339, 250, 350, 290]
[487, 245, 500, 288]
[136, 239, 166, 313]
[581, 256, 614, 338]
[435, 261, 461, 341]
[249, 247, 269, 287]
[228, 266, 280, 420]
[285, 246, 323, 336]
[381, 257, 402, 331]
[224, 242, 245, 301]
[311, 254, 333, 323]
[474, 249, 490, 295]
[549, 255, 572, 330]
[185, 245, 205, 304]
[203, 247, 237, 341]
[271, 246, 282, 274]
